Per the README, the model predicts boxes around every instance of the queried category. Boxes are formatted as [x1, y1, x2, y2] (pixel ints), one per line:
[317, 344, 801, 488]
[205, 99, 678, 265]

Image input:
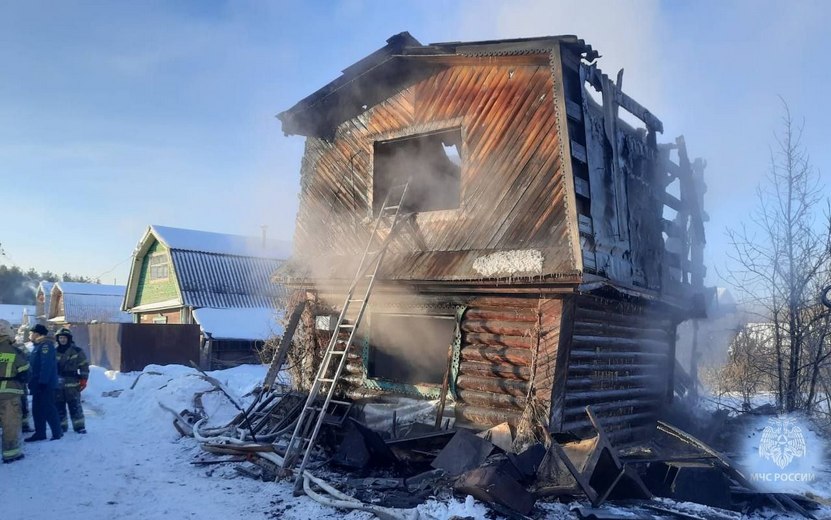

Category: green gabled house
[122, 225, 290, 368]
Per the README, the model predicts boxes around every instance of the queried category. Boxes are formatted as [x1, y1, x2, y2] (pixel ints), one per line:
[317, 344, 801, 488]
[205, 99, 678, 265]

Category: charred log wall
[315, 294, 568, 431]
[292, 290, 674, 441]
[456, 296, 564, 429]
[558, 294, 676, 444]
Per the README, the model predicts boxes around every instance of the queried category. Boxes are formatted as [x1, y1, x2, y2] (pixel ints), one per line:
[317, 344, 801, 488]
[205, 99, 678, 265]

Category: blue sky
[1, 0, 829, 287]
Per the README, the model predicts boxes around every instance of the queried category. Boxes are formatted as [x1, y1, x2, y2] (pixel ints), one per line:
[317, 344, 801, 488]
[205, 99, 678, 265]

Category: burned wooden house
[275, 33, 706, 444]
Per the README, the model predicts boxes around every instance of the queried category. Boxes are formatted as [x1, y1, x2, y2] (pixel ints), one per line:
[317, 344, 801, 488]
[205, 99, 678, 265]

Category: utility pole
[260, 225, 268, 248]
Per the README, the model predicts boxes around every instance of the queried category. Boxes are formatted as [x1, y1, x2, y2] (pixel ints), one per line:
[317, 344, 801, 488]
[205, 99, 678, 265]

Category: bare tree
[726, 324, 770, 409]
[724, 101, 831, 413]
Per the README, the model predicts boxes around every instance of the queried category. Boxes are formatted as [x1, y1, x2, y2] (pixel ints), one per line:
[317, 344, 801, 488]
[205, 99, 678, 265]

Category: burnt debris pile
[164, 380, 822, 520]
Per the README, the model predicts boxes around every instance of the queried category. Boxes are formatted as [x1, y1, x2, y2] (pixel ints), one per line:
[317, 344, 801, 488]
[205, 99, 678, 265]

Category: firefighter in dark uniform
[54, 327, 89, 434]
[26, 323, 62, 442]
[0, 319, 30, 462]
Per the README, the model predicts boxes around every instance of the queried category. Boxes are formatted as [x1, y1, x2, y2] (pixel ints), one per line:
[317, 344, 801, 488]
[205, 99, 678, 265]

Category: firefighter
[0, 319, 29, 462]
[54, 328, 88, 434]
[26, 324, 62, 442]
[13, 341, 33, 432]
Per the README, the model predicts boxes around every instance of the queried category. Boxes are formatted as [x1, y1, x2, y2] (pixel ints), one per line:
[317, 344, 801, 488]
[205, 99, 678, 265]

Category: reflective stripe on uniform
[0, 352, 20, 394]
[2, 446, 22, 459]
[0, 352, 13, 372]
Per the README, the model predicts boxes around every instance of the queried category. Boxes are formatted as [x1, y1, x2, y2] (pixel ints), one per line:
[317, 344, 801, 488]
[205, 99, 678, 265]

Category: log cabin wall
[324, 293, 565, 430]
[287, 288, 674, 437]
[456, 296, 540, 428]
[291, 49, 581, 281]
[557, 293, 677, 444]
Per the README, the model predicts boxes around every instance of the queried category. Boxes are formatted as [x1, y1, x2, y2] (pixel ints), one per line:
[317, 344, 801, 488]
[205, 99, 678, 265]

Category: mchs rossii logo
[749, 415, 816, 487]
[758, 416, 807, 469]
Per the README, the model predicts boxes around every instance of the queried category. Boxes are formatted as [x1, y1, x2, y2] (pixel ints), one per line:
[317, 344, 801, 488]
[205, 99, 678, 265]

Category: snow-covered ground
[0, 364, 494, 520]
[3, 365, 828, 519]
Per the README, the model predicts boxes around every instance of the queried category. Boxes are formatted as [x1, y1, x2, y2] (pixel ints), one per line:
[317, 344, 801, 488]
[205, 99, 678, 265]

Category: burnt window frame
[360, 305, 464, 399]
[371, 126, 463, 216]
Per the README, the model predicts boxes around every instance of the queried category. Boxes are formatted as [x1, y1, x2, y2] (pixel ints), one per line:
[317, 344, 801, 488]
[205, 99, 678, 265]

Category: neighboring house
[0, 304, 36, 327]
[35, 281, 54, 321]
[122, 225, 290, 368]
[48, 282, 132, 325]
[275, 33, 707, 443]
[21, 307, 38, 328]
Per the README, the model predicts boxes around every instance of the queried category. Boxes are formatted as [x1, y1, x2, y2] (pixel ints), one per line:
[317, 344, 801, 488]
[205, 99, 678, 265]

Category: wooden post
[435, 342, 455, 429]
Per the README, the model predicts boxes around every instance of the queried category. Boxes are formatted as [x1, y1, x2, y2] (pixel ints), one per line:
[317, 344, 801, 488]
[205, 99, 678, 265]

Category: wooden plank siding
[559, 294, 675, 444]
[291, 53, 580, 282]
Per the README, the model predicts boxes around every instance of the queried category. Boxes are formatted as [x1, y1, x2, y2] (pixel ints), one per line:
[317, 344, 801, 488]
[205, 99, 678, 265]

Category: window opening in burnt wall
[367, 313, 456, 385]
[373, 127, 462, 215]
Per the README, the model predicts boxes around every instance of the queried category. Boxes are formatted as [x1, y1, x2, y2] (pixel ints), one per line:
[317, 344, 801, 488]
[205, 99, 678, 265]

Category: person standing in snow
[0, 319, 30, 462]
[12, 341, 33, 432]
[54, 328, 88, 434]
[26, 324, 62, 441]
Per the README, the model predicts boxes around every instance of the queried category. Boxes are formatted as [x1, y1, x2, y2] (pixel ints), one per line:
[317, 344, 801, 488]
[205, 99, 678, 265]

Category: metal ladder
[280, 181, 411, 491]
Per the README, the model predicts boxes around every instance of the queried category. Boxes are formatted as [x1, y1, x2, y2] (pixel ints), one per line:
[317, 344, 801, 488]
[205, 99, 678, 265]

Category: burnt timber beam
[581, 63, 664, 133]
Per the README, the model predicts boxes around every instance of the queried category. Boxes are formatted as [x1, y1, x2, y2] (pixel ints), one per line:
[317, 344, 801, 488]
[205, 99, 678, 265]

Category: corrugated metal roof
[51, 283, 132, 323]
[151, 224, 291, 258]
[54, 282, 126, 296]
[124, 225, 289, 311]
[172, 250, 285, 308]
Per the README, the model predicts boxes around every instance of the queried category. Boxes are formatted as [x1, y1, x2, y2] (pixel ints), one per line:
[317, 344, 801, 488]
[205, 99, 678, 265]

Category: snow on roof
[51, 283, 131, 323]
[55, 282, 127, 296]
[716, 287, 737, 307]
[192, 307, 284, 341]
[0, 304, 36, 326]
[151, 225, 290, 259]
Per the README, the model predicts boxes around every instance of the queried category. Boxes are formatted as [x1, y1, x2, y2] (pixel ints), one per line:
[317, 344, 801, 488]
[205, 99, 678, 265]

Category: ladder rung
[330, 349, 348, 355]
[329, 399, 351, 406]
[339, 324, 355, 329]
[318, 378, 335, 383]
[347, 299, 364, 303]
[383, 205, 400, 211]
